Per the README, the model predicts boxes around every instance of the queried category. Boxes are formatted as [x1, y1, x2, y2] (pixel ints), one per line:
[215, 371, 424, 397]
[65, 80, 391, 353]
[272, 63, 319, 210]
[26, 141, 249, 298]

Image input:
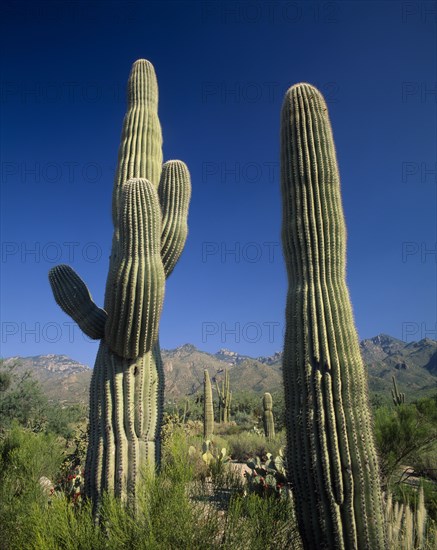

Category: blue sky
[1, 0, 436, 367]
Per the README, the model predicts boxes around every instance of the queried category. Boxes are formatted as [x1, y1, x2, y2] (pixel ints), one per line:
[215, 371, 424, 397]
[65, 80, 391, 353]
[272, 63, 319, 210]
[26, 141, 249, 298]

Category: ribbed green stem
[86, 341, 163, 508]
[263, 392, 275, 440]
[159, 160, 191, 278]
[281, 83, 387, 549]
[112, 59, 162, 226]
[48, 264, 107, 339]
[203, 370, 214, 439]
[105, 178, 165, 359]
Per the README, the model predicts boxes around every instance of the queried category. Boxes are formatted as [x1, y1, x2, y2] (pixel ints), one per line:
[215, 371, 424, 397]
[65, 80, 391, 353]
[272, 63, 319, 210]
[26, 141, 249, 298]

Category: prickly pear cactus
[262, 392, 275, 440]
[280, 83, 387, 549]
[48, 60, 191, 507]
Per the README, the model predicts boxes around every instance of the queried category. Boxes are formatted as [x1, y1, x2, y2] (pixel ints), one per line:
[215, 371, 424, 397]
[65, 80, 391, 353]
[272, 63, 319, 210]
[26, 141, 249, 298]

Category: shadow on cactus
[48, 59, 191, 509]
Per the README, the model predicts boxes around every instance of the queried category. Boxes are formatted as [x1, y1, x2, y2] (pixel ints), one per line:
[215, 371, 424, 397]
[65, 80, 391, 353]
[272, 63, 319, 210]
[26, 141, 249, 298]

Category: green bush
[374, 395, 437, 483]
[0, 423, 63, 549]
[225, 430, 285, 462]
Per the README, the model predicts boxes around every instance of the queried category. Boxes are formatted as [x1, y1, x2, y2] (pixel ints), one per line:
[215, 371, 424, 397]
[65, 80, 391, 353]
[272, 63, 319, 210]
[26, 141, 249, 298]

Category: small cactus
[262, 392, 275, 440]
[391, 375, 405, 406]
[203, 370, 214, 439]
[216, 369, 231, 422]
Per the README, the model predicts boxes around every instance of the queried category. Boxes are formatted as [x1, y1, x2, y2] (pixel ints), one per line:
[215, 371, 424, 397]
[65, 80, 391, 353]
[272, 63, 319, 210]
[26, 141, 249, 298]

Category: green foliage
[0, 360, 86, 438]
[0, 370, 12, 392]
[0, 420, 303, 549]
[0, 424, 63, 549]
[0, 362, 47, 431]
[225, 430, 285, 462]
[374, 395, 437, 482]
[54, 427, 88, 505]
[223, 492, 302, 549]
[389, 478, 437, 524]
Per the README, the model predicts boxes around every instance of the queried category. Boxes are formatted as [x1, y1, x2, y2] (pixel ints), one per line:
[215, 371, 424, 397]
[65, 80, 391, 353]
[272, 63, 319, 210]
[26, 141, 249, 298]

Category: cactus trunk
[49, 59, 190, 509]
[203, 370, 214, 439]
[280, 83, 387, 549]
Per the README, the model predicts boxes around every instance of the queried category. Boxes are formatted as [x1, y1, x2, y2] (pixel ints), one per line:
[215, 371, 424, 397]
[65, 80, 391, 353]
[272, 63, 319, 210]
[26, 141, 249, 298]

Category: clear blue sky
[1, 1, 436, 367]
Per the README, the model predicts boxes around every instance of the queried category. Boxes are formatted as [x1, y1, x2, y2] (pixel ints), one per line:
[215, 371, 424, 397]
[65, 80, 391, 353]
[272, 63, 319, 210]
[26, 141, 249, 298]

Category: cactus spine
[203, 370, 214, 439]
[262, 392, 275, 440]
[216, 369, 231, 422]
[391, 376, 405, 406]
[48, 60, 191, 507]
[280, 83, 387, 549]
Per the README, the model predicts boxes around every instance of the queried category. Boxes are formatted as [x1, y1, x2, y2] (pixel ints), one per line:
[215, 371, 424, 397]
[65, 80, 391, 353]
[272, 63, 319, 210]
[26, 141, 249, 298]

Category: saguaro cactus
[216, 369, 231, 422]
[203, 370, 214, 439]
[48, 59, 191, 506]
[391, 375, 405, 406]
[280, 83, 387, 549]
[262, 392, 275, 440]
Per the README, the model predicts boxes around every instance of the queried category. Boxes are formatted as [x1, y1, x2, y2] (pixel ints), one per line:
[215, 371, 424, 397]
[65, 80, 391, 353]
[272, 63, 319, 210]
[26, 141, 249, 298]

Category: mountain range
[2, 334, 436, 405]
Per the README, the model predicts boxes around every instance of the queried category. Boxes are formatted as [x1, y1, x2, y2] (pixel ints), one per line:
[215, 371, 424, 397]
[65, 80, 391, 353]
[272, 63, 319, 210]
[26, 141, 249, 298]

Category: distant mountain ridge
[2, 354, 91, 405]
[3, 334, 436, 404]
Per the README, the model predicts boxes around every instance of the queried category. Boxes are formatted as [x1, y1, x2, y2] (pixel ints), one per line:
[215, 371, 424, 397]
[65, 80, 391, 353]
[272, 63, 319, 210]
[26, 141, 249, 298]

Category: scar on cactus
[280, 83, 387, 549]
[48, 59, 191, 509]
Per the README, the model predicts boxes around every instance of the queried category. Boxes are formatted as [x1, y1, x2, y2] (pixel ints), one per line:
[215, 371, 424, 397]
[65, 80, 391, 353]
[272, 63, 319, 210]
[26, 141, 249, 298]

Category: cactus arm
[104, 178, 165, 359]
[281, 83, 387, 549]
[158, 160, 191, 278]
[48, 264, 107, 339]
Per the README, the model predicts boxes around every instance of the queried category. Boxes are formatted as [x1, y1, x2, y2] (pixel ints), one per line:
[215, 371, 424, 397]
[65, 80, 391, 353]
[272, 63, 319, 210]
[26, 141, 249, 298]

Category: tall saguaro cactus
[280, 83, 387, 549]
[216, 369, 231, 422]
[203, 370, 214, 439]
[48, 60, 191, 506]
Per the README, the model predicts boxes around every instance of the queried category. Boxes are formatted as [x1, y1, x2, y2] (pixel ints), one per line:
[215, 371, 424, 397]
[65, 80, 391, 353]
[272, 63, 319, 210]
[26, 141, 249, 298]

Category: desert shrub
[223, 492, 301, 549]
[409, 446, 437, 481]
[0, 418, 304, 550]
[0, 423, 63, 549]
[0, 365, 48, 432]
[385, 486, 437, 549]
[226, 430, 285, 462]
[374, 395, 437, 483]
[0, 361, 86, 439]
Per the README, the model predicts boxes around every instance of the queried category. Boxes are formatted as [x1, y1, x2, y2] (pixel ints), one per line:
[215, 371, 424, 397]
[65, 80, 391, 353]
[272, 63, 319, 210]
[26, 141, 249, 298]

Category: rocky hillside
[3, 335, 436, 405]
[2, 354, 92, 405]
